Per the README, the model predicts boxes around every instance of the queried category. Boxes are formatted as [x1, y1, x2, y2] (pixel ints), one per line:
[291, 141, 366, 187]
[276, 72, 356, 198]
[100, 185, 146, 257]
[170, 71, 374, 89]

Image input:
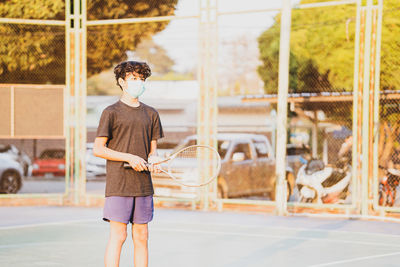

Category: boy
[93, 61, 163, 267]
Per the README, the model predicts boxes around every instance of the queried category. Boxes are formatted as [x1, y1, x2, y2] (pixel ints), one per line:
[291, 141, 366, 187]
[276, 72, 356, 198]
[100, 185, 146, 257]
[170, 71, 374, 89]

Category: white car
[86, 143, 106, 179]
[0, 155, 24, 194]
[0, 144, 32, 177]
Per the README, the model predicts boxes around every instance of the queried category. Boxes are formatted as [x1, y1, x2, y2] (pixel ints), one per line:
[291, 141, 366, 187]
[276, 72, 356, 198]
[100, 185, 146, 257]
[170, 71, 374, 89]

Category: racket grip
[123, 162, 151, 168]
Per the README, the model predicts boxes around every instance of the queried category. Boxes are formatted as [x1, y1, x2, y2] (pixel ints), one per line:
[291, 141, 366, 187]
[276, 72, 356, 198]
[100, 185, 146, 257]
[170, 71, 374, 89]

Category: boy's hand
[148, 155, 162, 173]
[127, 154, 148, 172]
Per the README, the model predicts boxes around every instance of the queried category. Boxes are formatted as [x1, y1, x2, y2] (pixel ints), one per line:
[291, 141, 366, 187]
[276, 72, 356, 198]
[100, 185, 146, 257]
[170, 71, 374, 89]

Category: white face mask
[124, 80, 146, 98]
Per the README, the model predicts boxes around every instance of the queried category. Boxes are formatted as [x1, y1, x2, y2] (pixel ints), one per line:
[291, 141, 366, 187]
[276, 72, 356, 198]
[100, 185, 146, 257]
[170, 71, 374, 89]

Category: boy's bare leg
[132, 223, 149, 267]
[105, 220, 127, 267]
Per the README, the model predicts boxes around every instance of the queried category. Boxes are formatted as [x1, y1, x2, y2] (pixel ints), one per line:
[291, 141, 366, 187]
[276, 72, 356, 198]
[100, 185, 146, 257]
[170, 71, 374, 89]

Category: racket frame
[123, 144, 221, 187]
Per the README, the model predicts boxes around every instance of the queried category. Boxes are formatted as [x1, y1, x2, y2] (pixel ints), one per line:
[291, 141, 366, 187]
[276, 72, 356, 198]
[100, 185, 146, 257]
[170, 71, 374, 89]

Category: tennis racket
[123, 145, 221, 187]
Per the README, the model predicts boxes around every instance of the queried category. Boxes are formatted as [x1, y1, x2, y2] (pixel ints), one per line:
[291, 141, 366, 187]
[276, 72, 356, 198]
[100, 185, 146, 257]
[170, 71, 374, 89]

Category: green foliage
[257, 0, 400, 94]
[258, 0, 400, 127]
[0, 0, 178, 84]
[380, 2, 400, 90]
[0, 24, 65, 83]
[0, 0, 64, 20]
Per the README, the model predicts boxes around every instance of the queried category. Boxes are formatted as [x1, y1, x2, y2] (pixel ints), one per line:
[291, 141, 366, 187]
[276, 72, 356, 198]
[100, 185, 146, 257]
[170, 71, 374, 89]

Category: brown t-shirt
[96, 100, 164, 197]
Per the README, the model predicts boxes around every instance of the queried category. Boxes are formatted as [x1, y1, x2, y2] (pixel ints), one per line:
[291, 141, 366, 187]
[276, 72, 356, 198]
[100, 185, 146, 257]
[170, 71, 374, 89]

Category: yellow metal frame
[0, 0, 393, 220]
[0, 6, 69, 202]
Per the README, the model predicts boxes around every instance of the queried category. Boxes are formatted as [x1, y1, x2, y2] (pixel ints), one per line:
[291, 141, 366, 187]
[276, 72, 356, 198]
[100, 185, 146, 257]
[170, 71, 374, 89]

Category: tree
[258, 0, 400, 166]
[258, 0, 400, 94]
[257, 25, 300, 94]
[0, 0, 178, 84]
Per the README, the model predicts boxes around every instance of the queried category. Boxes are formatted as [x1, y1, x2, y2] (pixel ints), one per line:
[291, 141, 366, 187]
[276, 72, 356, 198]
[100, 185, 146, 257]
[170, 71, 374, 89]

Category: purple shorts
[103, 195, 154, 224]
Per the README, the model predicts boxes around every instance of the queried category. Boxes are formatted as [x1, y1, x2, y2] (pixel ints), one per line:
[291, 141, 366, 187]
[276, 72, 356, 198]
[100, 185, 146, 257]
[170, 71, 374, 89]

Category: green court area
[1, 206, 400, 267]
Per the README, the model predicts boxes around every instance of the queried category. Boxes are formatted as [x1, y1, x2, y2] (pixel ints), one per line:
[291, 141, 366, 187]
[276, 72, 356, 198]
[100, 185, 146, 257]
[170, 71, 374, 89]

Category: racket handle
[123, 162, 151, 168]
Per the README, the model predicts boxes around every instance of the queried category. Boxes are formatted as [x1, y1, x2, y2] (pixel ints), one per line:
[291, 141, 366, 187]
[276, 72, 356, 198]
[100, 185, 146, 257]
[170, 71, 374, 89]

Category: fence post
[65, 0, 72, 201]
[372, 0, 383, 211]
[351, 0, 362, 216]
[361, 0, 373, 216]
[80, 0, 88, 203]
[275, 0, 291, 216]
[73, 0, 81, 205]
[198, 0, 218, 211]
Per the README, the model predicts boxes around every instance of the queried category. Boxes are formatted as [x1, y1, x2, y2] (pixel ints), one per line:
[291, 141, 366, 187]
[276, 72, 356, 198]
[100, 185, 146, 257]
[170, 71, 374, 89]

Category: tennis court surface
[1, 206, 400, 267]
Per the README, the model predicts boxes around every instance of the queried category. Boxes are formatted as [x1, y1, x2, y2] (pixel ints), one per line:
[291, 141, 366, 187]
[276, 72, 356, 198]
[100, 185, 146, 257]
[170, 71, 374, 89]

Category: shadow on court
[1, 206, 400, 267]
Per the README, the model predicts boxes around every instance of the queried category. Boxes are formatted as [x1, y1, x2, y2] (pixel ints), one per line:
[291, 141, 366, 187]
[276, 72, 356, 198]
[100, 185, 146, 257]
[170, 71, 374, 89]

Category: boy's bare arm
[93, 137, 147, 172]
[149, 140, 158, 156]
[148, 140, 161, 173]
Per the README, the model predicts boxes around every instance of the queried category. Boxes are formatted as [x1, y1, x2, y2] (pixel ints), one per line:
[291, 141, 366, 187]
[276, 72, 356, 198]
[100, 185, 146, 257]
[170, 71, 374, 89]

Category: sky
[151, 0, 301, 73]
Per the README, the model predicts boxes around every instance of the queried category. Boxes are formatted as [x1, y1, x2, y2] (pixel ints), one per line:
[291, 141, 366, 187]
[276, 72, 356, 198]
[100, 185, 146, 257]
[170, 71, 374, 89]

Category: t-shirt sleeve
[96, 108, 113, 138]
[151, 111, 164, 140]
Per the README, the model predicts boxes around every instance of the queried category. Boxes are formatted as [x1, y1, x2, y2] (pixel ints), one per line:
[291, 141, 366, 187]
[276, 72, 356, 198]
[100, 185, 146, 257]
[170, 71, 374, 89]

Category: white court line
[7, 223, 391, 249]
[3, 220, 397, 249]
[0, 240, 94, 249]
[0, 242, 51, 249]
[0, 219, 98, 230]
[1, 222, 399, 256]
[73, 219, 400, 240]
[152, 220, 400, 238]
[3, 218, 398, 240]
[151, 227, 400, 249]
[290, 212, 400, 224]
[0, 241, 73, 249]
[309, 251, 400, 267]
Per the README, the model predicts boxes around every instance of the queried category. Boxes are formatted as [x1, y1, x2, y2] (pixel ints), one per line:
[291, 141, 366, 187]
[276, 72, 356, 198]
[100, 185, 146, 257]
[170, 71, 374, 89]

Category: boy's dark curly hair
[114, 61, 152, 90]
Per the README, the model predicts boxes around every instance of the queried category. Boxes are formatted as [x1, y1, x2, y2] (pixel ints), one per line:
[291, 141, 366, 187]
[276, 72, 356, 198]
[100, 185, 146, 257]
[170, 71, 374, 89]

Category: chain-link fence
[2, 0, 400, 219]
[84, 0, 201, 207]
[374, 2, 400, 212]
[212, 8, 279, 209]
[0, 0, 67, 200]
[284, 3, 357, 209]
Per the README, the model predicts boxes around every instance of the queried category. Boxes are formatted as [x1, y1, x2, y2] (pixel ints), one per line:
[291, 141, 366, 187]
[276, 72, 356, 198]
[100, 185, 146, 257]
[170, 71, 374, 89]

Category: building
[87, 80, 275, 146]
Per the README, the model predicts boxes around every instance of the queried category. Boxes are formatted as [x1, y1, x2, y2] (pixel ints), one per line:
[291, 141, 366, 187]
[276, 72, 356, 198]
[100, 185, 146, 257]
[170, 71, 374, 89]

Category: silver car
[0, 154, 24, 194]
[0, 144, 32, 177]
[86, 143, 106, 179]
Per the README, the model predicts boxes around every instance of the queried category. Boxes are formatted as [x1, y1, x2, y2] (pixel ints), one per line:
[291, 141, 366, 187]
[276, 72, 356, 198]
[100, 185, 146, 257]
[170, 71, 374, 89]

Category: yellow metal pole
[73, 0, 81, 205]
[0, 18, 65, 25]
[361, 0, 373, 216]
[275, 0, 292, 216]
[351, 0, 362, 211]
[198, 0, 207, 210]
[64, 0, 71, 200]
[80, 0, 88, 203]
[197, 0, 218, 211]
[210, 0, 219, 209]
[372, 0, 383, 212]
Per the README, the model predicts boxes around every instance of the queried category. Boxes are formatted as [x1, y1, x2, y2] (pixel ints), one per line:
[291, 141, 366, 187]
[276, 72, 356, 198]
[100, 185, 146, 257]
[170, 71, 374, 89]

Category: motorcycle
[379, 168, 400, 207]
[296, 157, 351, 204]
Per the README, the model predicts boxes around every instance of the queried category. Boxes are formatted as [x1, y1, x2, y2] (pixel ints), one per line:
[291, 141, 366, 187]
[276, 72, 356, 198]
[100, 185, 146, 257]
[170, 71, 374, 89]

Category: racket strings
[175, 147, 199, 160]
[168, 146, 221, 186]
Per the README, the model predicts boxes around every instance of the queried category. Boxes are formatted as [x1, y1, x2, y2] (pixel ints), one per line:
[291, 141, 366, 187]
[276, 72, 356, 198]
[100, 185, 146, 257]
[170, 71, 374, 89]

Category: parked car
[152, 133, 295, 200]
[86, 143, 106, 178]
[0, 144, 32, 176]
[32, 149, 65, 177]
[0, 155, 24, 193]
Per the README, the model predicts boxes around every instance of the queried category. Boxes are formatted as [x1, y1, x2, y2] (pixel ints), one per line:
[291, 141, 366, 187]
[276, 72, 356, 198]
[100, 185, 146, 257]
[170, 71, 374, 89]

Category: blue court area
[1, 206, 400, 267]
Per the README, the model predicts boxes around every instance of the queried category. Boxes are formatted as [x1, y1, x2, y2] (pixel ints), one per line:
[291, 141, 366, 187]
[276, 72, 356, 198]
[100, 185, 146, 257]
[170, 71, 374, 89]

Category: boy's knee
[111, 229, 127, 243]
[133, 226, 148, 243]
